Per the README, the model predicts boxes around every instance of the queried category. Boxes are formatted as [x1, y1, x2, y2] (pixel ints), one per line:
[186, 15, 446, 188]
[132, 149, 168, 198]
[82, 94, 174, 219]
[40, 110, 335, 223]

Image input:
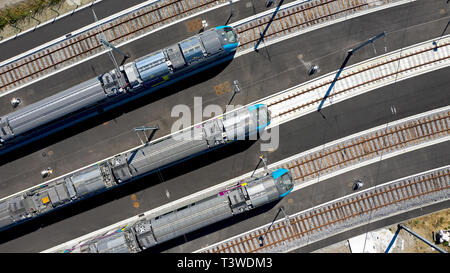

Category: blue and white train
[57, 168, 294, 253]
[0, 26, 239, 154]
[0, 104, 270, 232]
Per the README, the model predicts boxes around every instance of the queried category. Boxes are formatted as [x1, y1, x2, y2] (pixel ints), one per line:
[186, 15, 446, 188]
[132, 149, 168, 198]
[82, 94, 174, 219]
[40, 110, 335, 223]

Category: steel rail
[233, 0, 402, 51]
[44, 105, 449, 253]
[0, 0, 400, 94]
[201, 167, 449, 253]
[235, 0, 372, 50]
[284, 113, 449, 182]
[262, 37, 450, 124]
[0, 0, 228, 92]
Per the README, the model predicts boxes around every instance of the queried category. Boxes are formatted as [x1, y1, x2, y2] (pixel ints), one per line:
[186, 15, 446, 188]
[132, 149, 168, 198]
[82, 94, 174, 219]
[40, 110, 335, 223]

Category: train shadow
[146, 199, 282, 253]
[0, 56, 234, 165]
[0, 138, 256, 245]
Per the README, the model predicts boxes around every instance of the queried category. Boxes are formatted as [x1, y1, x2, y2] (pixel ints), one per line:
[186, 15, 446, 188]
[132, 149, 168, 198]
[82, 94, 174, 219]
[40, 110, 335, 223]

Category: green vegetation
[0, 0, 64, 31]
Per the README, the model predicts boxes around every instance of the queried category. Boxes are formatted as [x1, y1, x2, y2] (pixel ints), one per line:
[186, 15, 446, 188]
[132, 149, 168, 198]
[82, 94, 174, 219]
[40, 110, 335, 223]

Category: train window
[158, 211, 174, 218]
[221, 27, 236, 43]
[176, 204, 190, 211]
[226, 30, 236, 43]
[277, 172, 294, 193]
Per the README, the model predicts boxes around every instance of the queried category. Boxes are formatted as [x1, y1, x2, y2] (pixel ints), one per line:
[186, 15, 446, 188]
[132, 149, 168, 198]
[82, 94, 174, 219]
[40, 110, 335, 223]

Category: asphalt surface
[164, 141, 450, 253]
[0, 0, 149, 62]
[1, 63, 449, 252]
[0, 0, 296, 108]
[0, 0, 301, 196]
[1, 0, 448, 196]
[294, 199, 450, 253]
[0, 0, 449, 252]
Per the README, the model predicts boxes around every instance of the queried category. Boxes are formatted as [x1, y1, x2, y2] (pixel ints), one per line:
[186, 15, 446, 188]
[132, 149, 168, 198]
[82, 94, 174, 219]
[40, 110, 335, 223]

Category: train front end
[272, 168, 294, 197]
[244, 168, 294, 208]
[221, 103, 271, 140]
[249, 103, 271, 132]
[216, 26, 239, 52]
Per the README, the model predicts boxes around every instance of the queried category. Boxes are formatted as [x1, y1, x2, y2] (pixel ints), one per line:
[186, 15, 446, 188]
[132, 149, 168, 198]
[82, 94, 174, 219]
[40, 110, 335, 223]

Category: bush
[0, 0, 65, 31]
[0, 16, 7, 30]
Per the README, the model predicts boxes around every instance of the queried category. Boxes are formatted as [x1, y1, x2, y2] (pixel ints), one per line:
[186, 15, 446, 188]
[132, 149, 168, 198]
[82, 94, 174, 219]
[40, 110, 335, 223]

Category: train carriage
[0, 26, 239, 153]
[65, 168, 294, 253]
[0, 104, 270, 232]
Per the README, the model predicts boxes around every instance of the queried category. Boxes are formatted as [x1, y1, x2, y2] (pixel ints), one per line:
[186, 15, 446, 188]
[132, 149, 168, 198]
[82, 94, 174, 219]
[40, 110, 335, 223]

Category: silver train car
[0, 26, 239, 152]
[0, 104, 270, 231]
[61, 168, 294, 253]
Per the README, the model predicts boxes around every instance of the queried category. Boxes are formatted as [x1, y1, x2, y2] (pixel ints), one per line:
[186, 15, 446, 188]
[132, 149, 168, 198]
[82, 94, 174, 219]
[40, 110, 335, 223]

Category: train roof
[272, 168, 289, 179]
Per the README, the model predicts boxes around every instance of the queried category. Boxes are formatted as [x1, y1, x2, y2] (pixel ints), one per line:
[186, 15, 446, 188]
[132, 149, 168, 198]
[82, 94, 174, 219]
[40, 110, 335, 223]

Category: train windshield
[257, 107, 270, 127]
[221, 27, 237, 43]
[276, 172, 294, 194]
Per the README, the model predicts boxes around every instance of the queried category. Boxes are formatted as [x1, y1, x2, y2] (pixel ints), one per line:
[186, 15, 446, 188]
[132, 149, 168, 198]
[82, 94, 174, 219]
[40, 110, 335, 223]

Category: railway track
[3, 31, 448, 213]
[260, 33, 450, 126]
[0, 0, 229, 94]
[196, 106, 450, 253]
[277, 109, 449, 185]
[0, 0, 404, 95]
[45, 106, 449, 253]
[234, 0, 400, 52]
[198, 165, 450, 253]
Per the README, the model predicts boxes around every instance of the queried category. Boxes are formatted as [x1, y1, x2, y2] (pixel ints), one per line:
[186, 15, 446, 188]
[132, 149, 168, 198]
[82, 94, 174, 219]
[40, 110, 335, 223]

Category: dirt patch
[399, 208, 450, 253]
[315, 208, 449, 253]
[0, 0, 94, 41]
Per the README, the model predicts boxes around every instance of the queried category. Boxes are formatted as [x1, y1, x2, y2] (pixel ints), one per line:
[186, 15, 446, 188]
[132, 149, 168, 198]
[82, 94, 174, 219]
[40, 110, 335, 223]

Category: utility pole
[99, 38, 130, 64]
[225, 0, 234, 25]
[251, 154, 269, 178]
[224, 80, 241, 113]
[92, 9, 129, 78]
[433, 18, 450, 51]
[317, 32, 385, 113]
[258, 206, 290, 246]
[385, 224, 447, 253]
[254, 0, 284, 51]
[41, 167, 54, 178]
[134, 125, 159, 145]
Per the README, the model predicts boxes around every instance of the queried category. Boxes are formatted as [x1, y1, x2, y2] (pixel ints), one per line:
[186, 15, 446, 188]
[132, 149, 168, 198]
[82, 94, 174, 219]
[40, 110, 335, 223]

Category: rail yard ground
[0, 0, 86, 38]
[0, 0, 448, 253]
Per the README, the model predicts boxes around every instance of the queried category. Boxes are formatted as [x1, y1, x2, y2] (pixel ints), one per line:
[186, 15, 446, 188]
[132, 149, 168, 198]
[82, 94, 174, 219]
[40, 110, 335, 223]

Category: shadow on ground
[0, 136, 257, 244]
[0, 57, 234, 164]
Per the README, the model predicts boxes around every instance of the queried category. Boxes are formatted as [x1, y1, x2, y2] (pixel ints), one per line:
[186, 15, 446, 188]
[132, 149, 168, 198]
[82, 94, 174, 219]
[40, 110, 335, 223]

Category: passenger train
[0, 104, 270, 232]
[57, 168, 294, 253]
[0, 26, 239, 154]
